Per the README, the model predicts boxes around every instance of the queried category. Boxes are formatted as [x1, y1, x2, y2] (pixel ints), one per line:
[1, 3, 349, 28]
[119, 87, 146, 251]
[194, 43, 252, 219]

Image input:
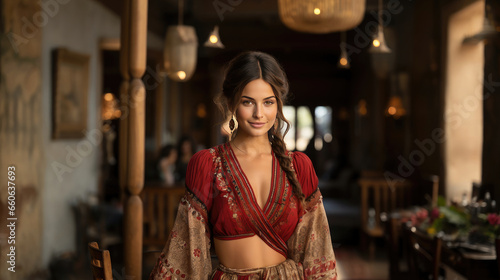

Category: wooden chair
[359, 177, 412, 258]
[404, 226, 443, 280]
[88, 242, 113, 280]
[141, 185, 185, 247]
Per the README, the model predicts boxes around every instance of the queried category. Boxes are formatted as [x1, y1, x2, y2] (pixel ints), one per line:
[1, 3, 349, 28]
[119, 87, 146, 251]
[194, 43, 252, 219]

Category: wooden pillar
[121, 0, 148, 278]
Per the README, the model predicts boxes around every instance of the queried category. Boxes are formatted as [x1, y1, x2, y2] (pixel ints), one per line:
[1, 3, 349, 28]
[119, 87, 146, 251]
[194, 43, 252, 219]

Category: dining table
[385, 209, 499, 280]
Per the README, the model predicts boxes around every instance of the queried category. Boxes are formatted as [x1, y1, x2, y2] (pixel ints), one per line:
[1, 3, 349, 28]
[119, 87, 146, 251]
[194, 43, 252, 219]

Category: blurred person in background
[175, 135, 197, 184]
[157, 144, 178, 186]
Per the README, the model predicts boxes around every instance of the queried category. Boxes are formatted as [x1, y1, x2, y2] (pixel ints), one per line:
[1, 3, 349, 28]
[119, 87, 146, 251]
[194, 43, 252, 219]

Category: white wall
[444, 0, 484, 203]
[41, 0, 162, 265]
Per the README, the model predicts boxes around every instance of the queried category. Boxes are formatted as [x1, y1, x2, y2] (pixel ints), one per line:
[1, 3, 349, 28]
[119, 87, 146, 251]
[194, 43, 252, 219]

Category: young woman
[150, 51, 337, 280]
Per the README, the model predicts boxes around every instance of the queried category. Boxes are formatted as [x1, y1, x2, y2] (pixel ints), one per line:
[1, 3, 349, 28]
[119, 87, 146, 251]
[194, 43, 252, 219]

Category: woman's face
[181, 141, 192, 155]
[234, 79, 278, 138]
[167, 150, 178, 164]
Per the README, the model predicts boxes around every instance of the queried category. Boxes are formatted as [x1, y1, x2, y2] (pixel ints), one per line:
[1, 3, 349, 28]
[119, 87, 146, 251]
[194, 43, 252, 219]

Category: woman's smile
[249, 122, 266, 128]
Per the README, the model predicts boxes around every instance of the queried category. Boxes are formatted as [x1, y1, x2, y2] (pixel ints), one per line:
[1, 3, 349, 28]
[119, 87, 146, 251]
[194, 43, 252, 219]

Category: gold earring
[229, 115, 235, 133]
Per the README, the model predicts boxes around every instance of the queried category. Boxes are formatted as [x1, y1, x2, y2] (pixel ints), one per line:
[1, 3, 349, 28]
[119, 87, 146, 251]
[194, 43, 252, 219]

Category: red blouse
[185, 142, 319, 258]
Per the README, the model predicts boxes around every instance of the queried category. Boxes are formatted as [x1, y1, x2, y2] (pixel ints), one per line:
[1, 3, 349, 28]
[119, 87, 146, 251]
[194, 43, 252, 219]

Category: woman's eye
[265, 100, 275, 105]
[242, 100, 253, 106]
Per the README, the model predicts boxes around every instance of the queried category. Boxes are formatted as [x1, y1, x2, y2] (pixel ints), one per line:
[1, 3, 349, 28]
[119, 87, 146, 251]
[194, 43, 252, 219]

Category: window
[283, 105, 333, 152]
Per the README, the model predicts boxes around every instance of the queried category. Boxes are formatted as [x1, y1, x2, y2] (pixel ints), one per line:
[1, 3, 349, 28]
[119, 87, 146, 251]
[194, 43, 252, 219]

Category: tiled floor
[335, 244, 389, 280]
[326, 197, 390, 280]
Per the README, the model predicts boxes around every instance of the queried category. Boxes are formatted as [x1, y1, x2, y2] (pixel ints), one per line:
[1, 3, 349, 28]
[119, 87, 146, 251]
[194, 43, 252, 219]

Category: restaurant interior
[1, 0, 500, 279]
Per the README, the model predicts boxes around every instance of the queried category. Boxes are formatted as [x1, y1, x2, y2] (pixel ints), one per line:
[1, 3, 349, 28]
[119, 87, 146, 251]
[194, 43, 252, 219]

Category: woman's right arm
[150, 150, 216, 280]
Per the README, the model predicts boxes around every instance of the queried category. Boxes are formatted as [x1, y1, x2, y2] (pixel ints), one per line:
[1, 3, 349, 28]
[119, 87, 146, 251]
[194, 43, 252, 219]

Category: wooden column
[121, 0, 148, 278]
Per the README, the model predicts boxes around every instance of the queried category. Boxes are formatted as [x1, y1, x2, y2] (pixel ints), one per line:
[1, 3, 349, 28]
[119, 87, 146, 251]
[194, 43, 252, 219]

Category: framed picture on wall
[52, 48, 90, 139]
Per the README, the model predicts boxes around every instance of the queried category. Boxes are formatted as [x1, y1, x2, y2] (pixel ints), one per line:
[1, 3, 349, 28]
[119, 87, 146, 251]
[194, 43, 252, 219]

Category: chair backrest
[405, 226, 442, 280]
[141, 185, 185, 247]
[88, 242, 113, 280]
[359, 177, 412, 237]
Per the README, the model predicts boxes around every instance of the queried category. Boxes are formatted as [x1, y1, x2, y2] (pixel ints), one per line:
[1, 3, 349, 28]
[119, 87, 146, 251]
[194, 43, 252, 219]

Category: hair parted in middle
[217, 51, 305, 202]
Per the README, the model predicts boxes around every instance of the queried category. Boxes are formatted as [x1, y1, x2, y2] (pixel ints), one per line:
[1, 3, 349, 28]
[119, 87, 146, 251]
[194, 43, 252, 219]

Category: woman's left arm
[287, 190, 338, 280]
[287, 151, 338, 280]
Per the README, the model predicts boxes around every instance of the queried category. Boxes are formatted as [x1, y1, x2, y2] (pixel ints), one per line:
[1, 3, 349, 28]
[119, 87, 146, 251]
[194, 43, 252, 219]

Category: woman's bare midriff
[214, 235, 286, 269]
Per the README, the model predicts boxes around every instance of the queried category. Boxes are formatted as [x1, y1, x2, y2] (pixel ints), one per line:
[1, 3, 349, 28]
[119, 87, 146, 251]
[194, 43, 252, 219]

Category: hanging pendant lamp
[278, 0, 366, 34]
[204, 25, 225, 48]
[163, 0, 198, 82]
[369, 0, 391, 53]
[338, 31, 350, 69]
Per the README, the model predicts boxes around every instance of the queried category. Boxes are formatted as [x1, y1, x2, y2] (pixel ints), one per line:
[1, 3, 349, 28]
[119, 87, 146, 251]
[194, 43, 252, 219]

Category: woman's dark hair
[159, 144, 175, 159]
[176, 135, 196, 159]
[218, 51, 304, 202]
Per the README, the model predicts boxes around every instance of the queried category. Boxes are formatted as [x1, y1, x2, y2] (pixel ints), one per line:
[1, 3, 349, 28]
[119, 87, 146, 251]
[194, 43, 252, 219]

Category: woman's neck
[230, 134, 271, 156]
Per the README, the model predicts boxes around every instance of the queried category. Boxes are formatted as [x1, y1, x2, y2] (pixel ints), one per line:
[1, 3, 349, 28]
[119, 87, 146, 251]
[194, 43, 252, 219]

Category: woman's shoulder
[187, 143, 228, 173]
[185, 146, 223, 203]
[190, 148, 215, 163]
[289, 151, 318, 198]
[189, 143, 224, 163]
[290, 151, 313, 169]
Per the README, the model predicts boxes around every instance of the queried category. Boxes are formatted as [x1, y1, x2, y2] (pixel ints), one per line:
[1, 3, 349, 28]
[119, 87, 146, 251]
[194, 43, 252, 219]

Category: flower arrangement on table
[403, 196, 500, 245]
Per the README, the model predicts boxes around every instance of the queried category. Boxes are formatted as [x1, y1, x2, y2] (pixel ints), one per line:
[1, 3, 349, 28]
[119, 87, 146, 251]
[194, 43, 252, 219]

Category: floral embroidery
[193, 248, 201, 257]
[304, 260, 337, 279]
[216, 173, 228, 191]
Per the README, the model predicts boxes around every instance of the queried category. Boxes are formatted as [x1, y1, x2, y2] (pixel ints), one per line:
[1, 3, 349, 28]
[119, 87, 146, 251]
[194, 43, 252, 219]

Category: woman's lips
[249, 122, 265, 128]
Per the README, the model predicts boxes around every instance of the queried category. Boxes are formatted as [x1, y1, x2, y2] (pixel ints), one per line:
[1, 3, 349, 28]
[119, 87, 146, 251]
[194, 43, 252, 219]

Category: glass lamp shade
[204, 25, 225, 48]
[369, 27, 392, 53]
[278, 0, 366, 33]
[164, 25, 198, 82]
[337, 48, 350, 69]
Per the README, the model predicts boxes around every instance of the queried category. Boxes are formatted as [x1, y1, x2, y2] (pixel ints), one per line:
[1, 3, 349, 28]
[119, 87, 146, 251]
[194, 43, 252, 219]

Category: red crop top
[184, 142, 319, 257]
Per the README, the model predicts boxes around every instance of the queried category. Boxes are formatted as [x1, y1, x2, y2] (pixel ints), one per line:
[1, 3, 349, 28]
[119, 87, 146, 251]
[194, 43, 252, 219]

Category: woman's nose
[254, 105, 264, 118]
